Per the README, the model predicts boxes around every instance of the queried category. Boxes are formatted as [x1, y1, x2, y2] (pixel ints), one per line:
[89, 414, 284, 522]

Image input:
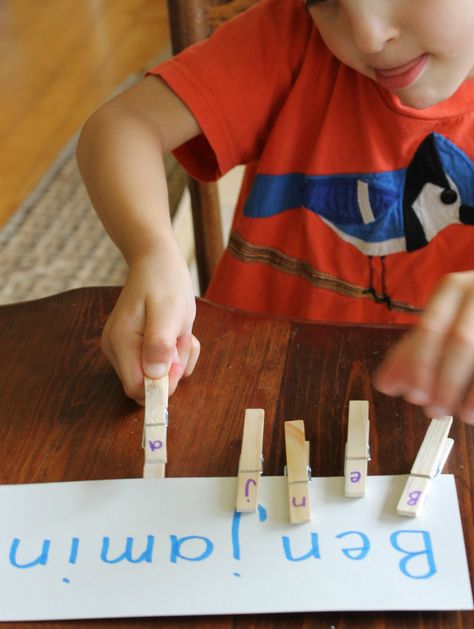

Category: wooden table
[0, 287, 472, 628]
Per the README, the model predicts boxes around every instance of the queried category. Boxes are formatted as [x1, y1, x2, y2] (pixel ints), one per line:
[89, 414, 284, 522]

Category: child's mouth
[374, 54, 429, 90]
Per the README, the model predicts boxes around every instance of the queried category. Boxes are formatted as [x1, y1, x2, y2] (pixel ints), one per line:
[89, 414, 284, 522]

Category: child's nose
[347, 8, 399, 55]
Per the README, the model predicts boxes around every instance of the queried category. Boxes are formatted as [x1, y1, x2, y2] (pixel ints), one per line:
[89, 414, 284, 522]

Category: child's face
[308, 0, 474, 109]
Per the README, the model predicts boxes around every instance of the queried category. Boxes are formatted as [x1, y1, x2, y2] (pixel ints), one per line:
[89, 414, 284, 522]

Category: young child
[77, 0, 474, 423]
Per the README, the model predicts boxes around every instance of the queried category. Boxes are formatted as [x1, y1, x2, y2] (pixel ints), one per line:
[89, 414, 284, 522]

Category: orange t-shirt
[150, 0, 474, 324]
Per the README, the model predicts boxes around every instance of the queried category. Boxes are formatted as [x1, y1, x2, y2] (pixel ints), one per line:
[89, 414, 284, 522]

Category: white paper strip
[0, 475, 471, 620]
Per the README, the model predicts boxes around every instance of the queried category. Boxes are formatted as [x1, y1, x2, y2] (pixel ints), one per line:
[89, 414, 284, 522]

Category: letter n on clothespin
[284, 420, 311, 524]
[142, 375, 169, 479]
[344, 400, 370, 497]
[397, 415, 454, 517]
[235, 409, 264, 512]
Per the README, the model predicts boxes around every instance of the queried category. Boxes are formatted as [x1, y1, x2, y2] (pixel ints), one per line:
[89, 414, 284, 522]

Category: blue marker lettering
[232, 512, 242, 560]
[336, 531, 370, 560]
[232, 504, 267, 563]
[101, 535, 154, 564]
[148, 440, 163, 451]
[68, 537, 80, 564]
[282, 533, 321, 561]
[9, 538, 51, 569]
[257, 504, 267, 522]
[390, 530, 436, 579]
[169, 535, 214, 563]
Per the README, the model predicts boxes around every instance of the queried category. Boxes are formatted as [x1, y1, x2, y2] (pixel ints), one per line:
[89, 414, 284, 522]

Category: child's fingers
[373, 324, 444, 404]
[403, 282, 462, 404]
[99, 263, 197, 402]
[102, 326, 145, 403]
[375, 274, 461, 399]
[459, 387, 474, 424]
[141, 298, 199, 396]
[142, 328, 175, 379]
[374, 273, 474, 421]
[167, 333, 201, 395]
[413, 275, 474, 416]
[183, 334, 200, 377]
[424, 292, 474, 417]
[141, 300, 186, 380]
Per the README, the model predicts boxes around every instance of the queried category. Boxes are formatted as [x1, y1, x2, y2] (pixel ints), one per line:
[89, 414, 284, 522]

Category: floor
[1, 0, 242, 296]
[0, 0, 170, 226]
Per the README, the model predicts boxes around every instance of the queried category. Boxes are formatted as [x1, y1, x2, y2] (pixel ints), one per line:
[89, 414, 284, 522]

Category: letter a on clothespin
[235, 409, 264, 512]
[397, 415, 454, 517]
[143, 375, 169, 479]
[284, 420, 311, 524]
[344, 400, 370, 497]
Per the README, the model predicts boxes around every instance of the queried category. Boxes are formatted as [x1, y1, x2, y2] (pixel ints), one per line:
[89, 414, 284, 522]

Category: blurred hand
[373, 271, 474, 425]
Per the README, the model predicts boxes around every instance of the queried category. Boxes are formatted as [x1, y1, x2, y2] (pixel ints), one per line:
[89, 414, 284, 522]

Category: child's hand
[101, 254, 200, 404]
[373, 271, 474, 424]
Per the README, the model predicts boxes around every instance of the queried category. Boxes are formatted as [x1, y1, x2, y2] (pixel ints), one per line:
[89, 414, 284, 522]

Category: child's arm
[373, 271, 474, 425]
[77, 76, 202, 402]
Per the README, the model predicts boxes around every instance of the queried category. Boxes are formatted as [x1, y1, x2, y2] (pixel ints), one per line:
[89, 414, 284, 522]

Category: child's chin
[396, 83, 458, 110]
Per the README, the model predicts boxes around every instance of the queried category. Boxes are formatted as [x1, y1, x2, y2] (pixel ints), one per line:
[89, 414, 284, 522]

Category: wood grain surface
[0, 287, 472, 628]
[0, 0, 170, 226]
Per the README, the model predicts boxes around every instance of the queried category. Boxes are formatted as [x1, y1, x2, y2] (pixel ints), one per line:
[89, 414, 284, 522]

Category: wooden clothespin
[397, 416, 454, 517]
[235, 408, 264, 512]
[284, 420, 311, 524]
[142, 375, 169, 479]
[344, 400, 370, 497]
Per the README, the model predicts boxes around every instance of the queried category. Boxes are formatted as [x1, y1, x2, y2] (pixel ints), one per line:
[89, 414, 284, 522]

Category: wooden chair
[166, 0, 258, 295]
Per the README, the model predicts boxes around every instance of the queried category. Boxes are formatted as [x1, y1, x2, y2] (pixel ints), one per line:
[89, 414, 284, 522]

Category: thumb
[142, 304, 181, 379]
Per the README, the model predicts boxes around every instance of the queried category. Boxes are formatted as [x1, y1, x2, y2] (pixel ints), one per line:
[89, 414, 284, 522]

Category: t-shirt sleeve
[148, 0, 313, 181]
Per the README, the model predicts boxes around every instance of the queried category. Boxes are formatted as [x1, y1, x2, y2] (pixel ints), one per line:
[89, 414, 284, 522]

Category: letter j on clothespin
[142, 375, 169, 479]
[344, 400, 370, 498]
[284, 420, 311, 524]
[235, 409, 264, 512]
[397, 415, 454, 517]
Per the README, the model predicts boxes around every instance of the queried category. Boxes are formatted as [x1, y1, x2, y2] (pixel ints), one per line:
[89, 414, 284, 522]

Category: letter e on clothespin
[284, 420, 311, 524]
[344, 400, 370, 497]
[397, 415, 454, 517]
[235, 409, 264, 512]
[143, 375, 169, 479]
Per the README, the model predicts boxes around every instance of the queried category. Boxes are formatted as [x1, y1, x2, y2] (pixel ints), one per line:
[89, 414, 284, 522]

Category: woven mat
[0, 72, 186, 306]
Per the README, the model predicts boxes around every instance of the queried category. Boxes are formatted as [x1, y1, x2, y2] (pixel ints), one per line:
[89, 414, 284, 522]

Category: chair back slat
[168, 1, 258, 52]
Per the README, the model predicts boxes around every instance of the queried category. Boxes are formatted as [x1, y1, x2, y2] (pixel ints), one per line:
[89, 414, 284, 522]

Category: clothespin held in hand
[397, 416, 454, 517]
[235, 409, 265, 512]
[344, 400, 370, 497]
[284, 420, 311, 524]
[142, 375, 169, 479]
